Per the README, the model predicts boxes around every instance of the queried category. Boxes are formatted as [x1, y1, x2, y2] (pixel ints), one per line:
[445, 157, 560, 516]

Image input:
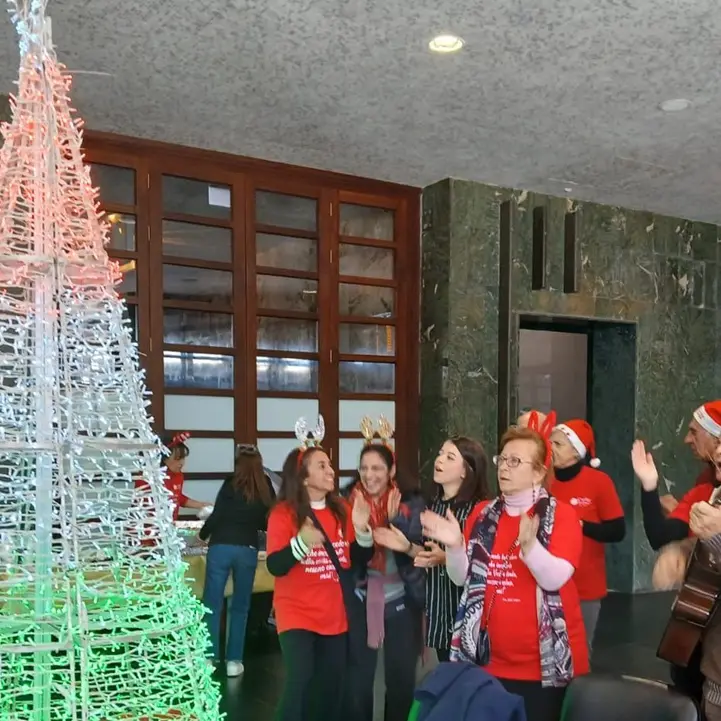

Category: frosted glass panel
[184, 438, 235, 473]
[182, 479, 223, 506]
[258, 437, 297, 473]
[165, 395, 234, 431]
[341, 437, 395, 470]
[257, 398, 319, 432]
[339, 400, 396, 432]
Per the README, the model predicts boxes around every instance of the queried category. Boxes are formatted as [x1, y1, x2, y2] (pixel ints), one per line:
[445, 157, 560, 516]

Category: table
[183, 551, 274, 598]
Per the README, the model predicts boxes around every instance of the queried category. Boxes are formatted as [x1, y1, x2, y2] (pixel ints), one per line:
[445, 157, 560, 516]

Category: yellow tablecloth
[183, 551, 274, 599]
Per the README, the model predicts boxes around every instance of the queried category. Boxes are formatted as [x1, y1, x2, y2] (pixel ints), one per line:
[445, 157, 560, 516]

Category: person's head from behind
[358, 444, 395, 499]
[517, 409, 547, 429]
[233, 443, 273, 506]
[433, 436, 490, 503]
[495, 427, 548, 497]
[162, 433, 190, 473]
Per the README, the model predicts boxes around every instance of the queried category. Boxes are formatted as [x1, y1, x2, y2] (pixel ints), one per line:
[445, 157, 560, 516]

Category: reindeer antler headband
[527, 410, 556, 467]
[360, 415, 395, 460]
[168, 431, 190, 449]
[294, 415, 326, 468]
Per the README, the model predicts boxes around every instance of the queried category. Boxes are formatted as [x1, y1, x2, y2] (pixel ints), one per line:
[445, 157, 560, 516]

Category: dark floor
[217, 591, 675, 721]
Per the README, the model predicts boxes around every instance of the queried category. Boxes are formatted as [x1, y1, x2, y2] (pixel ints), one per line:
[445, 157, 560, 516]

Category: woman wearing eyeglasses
[420, 418, 589, 721]
[199, 444, 275, 677]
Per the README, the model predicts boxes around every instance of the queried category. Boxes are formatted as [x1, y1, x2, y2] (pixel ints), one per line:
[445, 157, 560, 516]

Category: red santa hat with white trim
[554, 419, 601, 468]
[692, 401, 721, 438]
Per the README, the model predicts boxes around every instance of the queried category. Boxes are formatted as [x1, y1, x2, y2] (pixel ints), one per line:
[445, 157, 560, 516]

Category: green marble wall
[421, 179, 721, 591]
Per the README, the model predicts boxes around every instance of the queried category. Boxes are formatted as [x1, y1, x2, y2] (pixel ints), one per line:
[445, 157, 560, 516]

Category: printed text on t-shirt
[301, 540, 348, 581]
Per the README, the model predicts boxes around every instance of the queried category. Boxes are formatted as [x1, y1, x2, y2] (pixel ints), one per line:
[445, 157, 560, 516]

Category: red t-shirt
[267, 501, 354, 636]
[464, 499, 589, 682]
[134, 471, 188, 522]
[670, 482, 717, 529]
[549, 466, 624, 601]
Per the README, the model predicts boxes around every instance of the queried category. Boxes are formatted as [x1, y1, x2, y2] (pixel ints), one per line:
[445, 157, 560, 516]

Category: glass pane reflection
[163, 309, 233, 347]
[257, 356, 318, 393]
[339, 204, 393, 241]
[106, 213, 136, 251]
[257, 317, 318, 352]
[91, 164, 136, 207]
[339, 361, 395, 394]
[163, 351, 234, 390]
[339, 323, 395, 356]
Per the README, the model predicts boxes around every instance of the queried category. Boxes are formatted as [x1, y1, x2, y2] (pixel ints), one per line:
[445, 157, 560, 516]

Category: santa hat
[555, 419, 600, 468]
[693, 401, 721, 438]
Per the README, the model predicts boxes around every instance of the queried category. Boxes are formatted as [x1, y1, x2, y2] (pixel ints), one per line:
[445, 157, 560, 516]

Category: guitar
[657, 487, 721, 666]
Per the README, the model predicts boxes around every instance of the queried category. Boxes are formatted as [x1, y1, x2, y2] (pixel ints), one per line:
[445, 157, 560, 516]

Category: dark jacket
[391, 490, 426, 608]
[415, 662, 527, 721]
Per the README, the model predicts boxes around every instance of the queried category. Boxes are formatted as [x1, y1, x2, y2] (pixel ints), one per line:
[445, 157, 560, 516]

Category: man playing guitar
[652, 441, 721, 721]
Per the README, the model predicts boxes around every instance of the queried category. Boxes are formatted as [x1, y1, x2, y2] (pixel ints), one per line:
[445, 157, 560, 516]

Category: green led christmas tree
[0, 1, 221, 719]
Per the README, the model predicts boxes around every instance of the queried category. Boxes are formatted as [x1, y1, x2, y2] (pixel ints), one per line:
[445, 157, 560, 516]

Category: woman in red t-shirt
[549, 419, 625, 653]
[421, 419, 589, 721]
[266, 438, 374, 721]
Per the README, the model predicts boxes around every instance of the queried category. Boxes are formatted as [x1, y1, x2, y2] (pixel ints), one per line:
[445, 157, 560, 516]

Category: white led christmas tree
[0, 1, 220, 719]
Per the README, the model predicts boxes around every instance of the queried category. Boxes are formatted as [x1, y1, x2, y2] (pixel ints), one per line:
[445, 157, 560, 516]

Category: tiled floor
[218, 591, 676, 720]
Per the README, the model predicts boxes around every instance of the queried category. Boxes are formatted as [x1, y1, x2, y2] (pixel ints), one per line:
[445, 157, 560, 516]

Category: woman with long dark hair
[199, 443, 274, 677]
[344, 419, 426, 721]
[266, 417, 373, 721]
[421, 436, 490, 660]
[373, 436, 490, 663]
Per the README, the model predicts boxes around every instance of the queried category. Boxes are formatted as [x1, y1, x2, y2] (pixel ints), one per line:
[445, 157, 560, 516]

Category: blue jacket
[416, 662, 527, 721]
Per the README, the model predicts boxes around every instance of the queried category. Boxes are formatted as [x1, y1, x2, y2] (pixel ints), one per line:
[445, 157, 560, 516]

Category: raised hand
[631, 440, 659, 491]
[414, 541, 445, 568]
[421, 508, 463, 549]
[298, 518, 324, 548]
[373, 525, 411, 553]
[387, 487, 401, 520]
[352, 493, 371, 533]
[518, 513, 540, 555]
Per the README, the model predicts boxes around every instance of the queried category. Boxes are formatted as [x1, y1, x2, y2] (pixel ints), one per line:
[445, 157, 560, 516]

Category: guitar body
[657, 541, 721, 666]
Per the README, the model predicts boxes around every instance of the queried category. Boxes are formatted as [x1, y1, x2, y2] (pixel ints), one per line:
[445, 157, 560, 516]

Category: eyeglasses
[492, 454, 534, 469]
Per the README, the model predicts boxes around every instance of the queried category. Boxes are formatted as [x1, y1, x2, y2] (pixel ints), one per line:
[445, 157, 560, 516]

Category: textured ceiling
[0, 1, 720, 222]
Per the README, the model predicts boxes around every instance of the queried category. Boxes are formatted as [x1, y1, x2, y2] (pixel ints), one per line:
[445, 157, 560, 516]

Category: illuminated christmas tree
[0, 1, 220, 719]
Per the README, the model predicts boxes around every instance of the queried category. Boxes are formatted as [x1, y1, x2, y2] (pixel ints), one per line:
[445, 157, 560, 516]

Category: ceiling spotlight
[429, 34, 464, 53]
[659, 98, 691, 112]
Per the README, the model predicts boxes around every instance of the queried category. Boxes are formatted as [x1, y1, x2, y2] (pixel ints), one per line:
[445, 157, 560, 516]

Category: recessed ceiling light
[429, 34, 464, 53]
[659, 98, 691, 112]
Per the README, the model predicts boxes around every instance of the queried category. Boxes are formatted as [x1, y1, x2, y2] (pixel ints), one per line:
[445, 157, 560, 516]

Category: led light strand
[0, 2, 220, 719]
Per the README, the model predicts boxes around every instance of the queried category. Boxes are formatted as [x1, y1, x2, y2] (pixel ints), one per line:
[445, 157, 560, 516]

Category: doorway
[516, 315, 637, 592]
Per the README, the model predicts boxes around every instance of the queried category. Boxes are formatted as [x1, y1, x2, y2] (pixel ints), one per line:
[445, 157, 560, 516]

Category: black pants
[498, 679, 567, 721]
[435, 647, 451, 663]
[276, 630, 348, 721]
[348, 601, 422, 721]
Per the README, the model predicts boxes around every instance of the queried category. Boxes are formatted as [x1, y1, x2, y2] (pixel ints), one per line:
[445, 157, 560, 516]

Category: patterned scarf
[351, 481, 399, 572]
[450, 494, 574, 688]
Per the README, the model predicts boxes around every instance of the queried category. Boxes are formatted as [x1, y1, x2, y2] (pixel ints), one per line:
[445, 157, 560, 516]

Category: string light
[0, 2, 220, 719]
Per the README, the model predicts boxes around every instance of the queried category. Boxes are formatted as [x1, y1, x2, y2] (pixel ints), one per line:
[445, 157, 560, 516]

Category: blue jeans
[203, 544, 258, 663]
